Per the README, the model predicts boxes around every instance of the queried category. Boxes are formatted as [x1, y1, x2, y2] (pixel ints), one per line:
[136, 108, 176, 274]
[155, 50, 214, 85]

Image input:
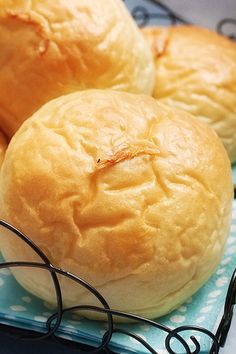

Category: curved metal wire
[211, 269, 236, 353]
[130, 2, 189, 27]
[217, 18, 236, 40]
[0, 220, 235, 353]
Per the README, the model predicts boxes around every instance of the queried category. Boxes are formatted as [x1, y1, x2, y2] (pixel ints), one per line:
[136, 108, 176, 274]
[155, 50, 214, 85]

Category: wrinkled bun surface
[0, 90, 233, 320]
[142, 25, 236, 163]
[0, 0, 154, 138]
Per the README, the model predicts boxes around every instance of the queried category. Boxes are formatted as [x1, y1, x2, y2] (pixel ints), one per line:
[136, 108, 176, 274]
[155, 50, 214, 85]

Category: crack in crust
[5, 10, 50, 55]
[143, 27, 172, 59]
[96, 143, 160, 170]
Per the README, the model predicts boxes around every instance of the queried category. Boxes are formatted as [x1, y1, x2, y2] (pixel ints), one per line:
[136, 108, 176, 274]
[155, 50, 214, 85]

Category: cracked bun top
[142, 25, 236, 163]
[0, 90, 233, 320]
[0, 0, 154, 138]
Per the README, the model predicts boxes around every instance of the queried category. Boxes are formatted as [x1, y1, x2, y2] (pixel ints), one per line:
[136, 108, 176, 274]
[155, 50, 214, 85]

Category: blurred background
[124, 0, 236, 39]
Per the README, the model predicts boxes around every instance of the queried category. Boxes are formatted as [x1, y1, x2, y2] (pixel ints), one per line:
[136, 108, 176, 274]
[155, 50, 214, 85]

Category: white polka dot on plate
[216, 268, 226, 275]
[196, 316, 205, 324]
[10, 305, 26, 312]
[220, 257, 231, 265]
[22, 296, 31, 303]
[0, 277, 4, 287]
[215, 277, 228, 287]
[170, 315, 186, 324]
[34, 316, 47, 322]
[200, 306, 212, 314]
[208, 290, 222, 298]
[207, 299, 216, 304]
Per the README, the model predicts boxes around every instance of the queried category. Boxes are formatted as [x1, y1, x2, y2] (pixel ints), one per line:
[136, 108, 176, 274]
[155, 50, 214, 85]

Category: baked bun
[0, 90, 233, 320]
[142, 25, 236, 163]
[0, 131, 7, 167]
[0, 0, 154, 138]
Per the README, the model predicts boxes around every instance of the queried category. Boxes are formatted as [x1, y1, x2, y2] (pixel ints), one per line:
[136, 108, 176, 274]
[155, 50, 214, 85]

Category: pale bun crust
[0, 90, 233, 320]
[0, 0, 154, 138]
[142, 25, 236, 163]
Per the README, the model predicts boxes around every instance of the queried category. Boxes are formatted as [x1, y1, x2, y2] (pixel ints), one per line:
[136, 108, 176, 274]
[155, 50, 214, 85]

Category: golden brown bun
[0, 90, 233, 320]
[0, 0, 154, 138]
[0, 131, 7, 167]
[142, 25, 236, 163]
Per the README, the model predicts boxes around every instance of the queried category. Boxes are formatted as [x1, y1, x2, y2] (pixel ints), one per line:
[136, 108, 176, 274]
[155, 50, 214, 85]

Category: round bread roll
[0, 90, 233, 320]
[0, 0, 154, 138]
[0, 131, 7, 167]
[142, 25, 236, 163]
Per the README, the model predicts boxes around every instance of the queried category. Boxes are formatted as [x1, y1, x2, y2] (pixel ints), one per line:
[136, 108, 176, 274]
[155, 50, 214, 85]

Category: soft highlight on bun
[0, 0, 154, 138]
[0, 90, 233, 320]
[142, 25, 236, 163]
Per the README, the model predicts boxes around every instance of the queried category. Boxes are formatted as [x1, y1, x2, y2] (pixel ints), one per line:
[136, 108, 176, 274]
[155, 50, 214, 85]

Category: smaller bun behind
[142, 25, 236, 163]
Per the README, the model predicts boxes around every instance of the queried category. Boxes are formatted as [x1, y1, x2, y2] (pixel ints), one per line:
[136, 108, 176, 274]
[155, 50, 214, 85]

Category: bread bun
[0, 90, 233, 320]
[0, 0, 154, 138]
[142, 25, 236, 163]
[0, 131, 7, 166]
